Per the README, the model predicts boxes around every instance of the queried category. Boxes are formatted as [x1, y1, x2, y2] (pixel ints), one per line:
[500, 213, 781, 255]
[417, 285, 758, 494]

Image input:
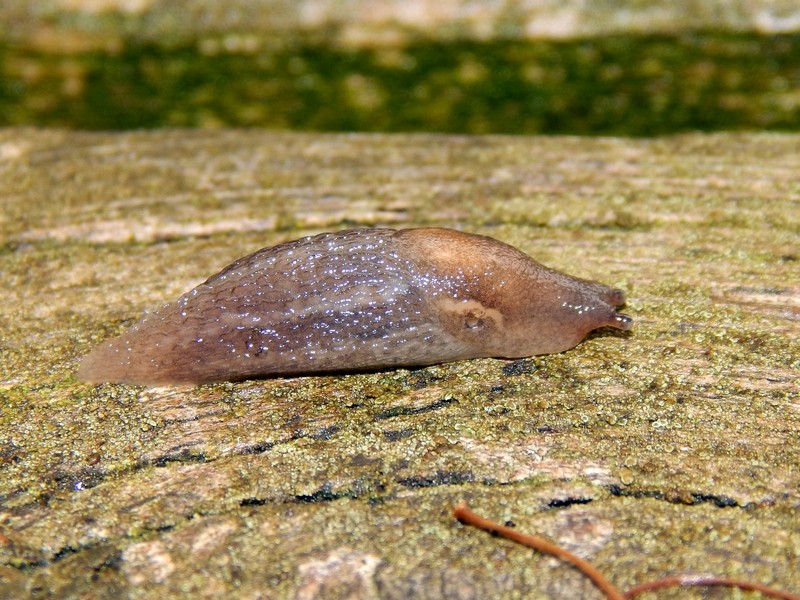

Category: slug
[78, 227, 632, 385]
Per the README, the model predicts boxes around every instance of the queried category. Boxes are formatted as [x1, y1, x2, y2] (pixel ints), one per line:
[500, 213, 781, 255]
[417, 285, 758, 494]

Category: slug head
[396, 228, 632, 358]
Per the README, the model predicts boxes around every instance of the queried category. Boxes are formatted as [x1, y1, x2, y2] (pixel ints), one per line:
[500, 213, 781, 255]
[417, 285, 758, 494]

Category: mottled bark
[1, 130, 798, 599]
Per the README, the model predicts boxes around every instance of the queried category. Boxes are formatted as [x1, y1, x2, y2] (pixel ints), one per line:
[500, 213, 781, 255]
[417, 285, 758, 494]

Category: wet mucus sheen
[78, 228, 632, 385]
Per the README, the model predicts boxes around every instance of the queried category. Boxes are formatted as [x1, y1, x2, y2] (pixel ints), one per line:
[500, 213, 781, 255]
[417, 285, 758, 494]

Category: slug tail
[77, 331, 178, 386]
[77, 339, 135, 384]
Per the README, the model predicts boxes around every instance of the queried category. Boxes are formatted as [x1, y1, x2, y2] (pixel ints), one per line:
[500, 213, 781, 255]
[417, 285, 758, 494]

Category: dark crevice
[608, 484, 751, 508]
[242, 490, 356, 507]
[383, 428, 415, 442]
[152, 450, 208, 467]
[237, 441, 278, 455]
[397, 471, 474, 488]
[375, 396, 458, 419]
[53, 545, 79, 560]
[546, 496, 594, 509]
[608, 485, 664, 501]
[689, 492, 741, 508]
[501, 359, 537, 377]
[240, 497, 268, 507]
[294, 484, 357, 503]
[244, 475, 390, 509]
[407, 368, 445, 389]
[535, 425, 558, 434]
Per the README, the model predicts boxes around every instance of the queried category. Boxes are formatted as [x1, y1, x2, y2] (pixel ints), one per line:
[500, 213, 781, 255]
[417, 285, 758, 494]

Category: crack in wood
[374, 396, 458, 419]
[607, 484, 753, 508]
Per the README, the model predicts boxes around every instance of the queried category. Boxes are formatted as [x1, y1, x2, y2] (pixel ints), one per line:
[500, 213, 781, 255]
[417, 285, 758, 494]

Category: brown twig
[624, 575, 800, 600]
[453, 503, 800, 600]
[453, 503, 626, 600]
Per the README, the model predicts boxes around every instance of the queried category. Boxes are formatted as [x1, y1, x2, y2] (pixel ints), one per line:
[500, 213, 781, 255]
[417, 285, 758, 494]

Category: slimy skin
[78, 228, 632, 385]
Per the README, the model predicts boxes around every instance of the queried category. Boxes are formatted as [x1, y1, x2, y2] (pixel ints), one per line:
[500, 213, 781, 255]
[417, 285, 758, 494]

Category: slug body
[79, 228, 632, 385]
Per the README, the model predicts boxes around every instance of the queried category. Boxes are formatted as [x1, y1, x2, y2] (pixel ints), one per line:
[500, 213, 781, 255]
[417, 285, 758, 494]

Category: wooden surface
[0, 129, 798, 599]
[3, 0, 798, 48]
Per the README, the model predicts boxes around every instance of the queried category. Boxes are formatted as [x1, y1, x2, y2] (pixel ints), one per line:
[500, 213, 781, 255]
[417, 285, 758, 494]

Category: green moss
[2, 33, 799, 134]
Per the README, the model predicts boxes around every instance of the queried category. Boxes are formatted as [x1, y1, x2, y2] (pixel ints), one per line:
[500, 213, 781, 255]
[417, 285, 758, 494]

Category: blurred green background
[2, 1, 799, 135]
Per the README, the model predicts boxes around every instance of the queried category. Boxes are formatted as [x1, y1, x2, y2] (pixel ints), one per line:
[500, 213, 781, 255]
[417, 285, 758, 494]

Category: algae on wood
[0, 130, 798, 598]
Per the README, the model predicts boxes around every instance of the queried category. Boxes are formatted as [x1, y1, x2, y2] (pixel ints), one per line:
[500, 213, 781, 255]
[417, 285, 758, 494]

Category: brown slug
[78, 228, 632, 385]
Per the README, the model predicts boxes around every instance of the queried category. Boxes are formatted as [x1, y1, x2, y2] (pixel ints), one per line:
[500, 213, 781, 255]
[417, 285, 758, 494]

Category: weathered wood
[1, 130, 798, 599]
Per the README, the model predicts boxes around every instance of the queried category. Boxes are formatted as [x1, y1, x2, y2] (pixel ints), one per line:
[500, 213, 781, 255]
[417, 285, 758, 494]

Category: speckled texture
[78, 227, 630, 384]
[0, 130, 798, 599]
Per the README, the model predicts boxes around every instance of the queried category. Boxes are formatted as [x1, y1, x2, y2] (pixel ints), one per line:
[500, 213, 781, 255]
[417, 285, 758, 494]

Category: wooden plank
[1, 130, 798, 599]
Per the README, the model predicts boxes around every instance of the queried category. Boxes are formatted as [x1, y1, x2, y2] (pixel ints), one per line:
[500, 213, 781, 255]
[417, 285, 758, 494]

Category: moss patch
[2, 33, 799, 134]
